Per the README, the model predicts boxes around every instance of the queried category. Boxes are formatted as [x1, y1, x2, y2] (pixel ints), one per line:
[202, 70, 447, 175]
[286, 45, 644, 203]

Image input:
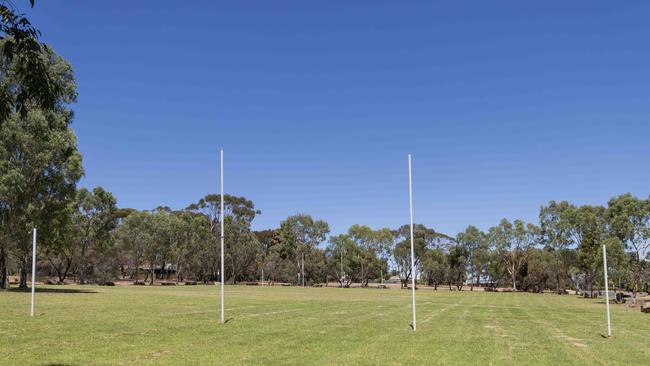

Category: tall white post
[408, 154, 417, 331]
[30, 228, 37, 317]
[220, 149, 225, 324]
[603, 245, 611, 337]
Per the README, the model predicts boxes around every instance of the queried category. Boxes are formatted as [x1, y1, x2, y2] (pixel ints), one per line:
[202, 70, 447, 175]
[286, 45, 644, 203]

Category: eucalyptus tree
[279, 214, 329, 286]
[1, 1, 70, 126]
[326, 234, 356, 287]
[392, 224, 439, 289]
[488, 219, 538, 291]
[606, 193, 650, 290]
[0, 45, 81, 289]
[113, 211, 154, 282]
[540, 201, 577, 293]
[347, 225, 389, 286]
[72, 187, 117, 284]
[525, 248, 555, 292]
[224, 219, 260, 284]
[420, 247, 447, 290]
[41, 203, 75, 283]
[254, 229, 283, 282]
[456, 225, 487, 290]
[172, 211, 210, 283]
[143, 209, 174, 284]
[447, 244, 469, 290]
[187, 194, 260, 281]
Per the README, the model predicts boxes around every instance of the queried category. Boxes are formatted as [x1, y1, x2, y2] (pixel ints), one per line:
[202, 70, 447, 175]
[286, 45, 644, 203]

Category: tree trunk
[301, 253, 305, 287]
[469, 266, 474, 291]
[79, 247, 87, 285]
[19, 260, 28, 288]
[0, 248, 8, 290]
[59, 258, 72, 283]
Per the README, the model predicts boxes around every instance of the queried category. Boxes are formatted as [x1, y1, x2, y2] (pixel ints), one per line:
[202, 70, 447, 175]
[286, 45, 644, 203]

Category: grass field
[1, 285, 649, 365]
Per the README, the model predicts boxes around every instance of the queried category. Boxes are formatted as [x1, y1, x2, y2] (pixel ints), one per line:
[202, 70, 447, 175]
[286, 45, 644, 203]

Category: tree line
[2, 179, 649, 296]
[0, 2, 648, 294]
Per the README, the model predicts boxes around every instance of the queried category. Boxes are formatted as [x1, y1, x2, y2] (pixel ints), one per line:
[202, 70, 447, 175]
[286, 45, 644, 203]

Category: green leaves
[1, 3, 71, 125]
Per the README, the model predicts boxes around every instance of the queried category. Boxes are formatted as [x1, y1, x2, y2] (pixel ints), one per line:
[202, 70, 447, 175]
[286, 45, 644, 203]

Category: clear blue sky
[20, 1, 650, 236]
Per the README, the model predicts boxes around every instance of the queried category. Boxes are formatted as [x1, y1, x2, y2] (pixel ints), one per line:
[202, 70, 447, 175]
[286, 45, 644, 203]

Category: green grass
[1, 285, 649, 365]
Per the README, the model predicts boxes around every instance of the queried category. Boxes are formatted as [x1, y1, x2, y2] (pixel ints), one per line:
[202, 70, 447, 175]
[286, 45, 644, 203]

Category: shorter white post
[603, 245, 611, 337]
[30, 228, 37, 317]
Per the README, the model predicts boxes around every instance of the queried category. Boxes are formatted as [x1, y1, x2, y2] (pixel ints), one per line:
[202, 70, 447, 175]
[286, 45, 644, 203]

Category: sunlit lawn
[1, 285, 649, 365]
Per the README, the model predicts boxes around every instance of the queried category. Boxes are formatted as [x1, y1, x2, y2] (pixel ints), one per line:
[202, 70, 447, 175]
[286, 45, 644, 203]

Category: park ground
[1, 285, 649, 365]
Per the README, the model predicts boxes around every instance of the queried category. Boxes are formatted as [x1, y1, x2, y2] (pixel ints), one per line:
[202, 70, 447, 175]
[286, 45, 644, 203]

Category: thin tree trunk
[19, 259, 27, 288]
[0, 248, 8, 290]
[301, 252, 305, 287]
[79, 248, 86, 285]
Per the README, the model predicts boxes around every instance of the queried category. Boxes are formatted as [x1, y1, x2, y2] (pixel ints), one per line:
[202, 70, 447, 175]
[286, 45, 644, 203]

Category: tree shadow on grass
[8, 287, 97, 294]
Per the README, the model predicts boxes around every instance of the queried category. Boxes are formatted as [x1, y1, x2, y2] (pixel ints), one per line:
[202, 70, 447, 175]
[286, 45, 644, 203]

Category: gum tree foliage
[392, 224, 442, 289]
[540, 201, 578, 293]
[0, 43, 81, 289]
[324, 227, 388, 288]
[113, 211, 154, 282]
[279, 214, 329, 285]
[72, 187, 118, 284]
[606, 193, 650, 290]
[186, 194, 260, 282]
[1, 1, 69, 126]
[447, 244, 469, 290]
[347, 225, 389, 287]
[456, 225, 488, 291]
[420, 247, 447, 290]
[326, 234, 356, 288]
[488, 219, 539, 291]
